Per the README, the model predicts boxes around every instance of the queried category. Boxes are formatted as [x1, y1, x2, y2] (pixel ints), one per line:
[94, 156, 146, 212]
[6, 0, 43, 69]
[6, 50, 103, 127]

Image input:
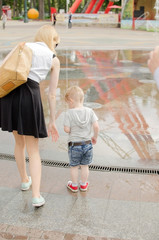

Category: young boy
[64, 86, 99, 192]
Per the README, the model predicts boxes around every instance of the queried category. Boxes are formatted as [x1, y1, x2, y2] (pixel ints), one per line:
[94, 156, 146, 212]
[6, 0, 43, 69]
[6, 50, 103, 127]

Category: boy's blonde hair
[65, 86, 84, 103]
[34, 25, 60, 52]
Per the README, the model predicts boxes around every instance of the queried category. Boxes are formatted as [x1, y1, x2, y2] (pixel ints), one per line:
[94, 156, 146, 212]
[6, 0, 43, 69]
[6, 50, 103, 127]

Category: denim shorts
[68, 143, 93, 167]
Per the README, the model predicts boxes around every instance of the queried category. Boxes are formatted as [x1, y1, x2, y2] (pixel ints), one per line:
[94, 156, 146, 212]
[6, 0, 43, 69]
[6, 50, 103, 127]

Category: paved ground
[0, 20, 158, 51]
[0, 20, 159, 240]
[1, 160, 159, 240]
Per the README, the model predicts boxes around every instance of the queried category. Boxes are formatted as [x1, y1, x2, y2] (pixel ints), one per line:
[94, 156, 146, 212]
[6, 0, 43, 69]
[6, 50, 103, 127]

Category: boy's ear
[69, 98, 73, 103]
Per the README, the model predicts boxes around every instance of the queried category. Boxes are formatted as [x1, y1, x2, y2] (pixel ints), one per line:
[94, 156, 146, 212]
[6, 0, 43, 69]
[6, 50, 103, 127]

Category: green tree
[0, 0, 2, 17]
[1, 0, 122, 20]
[39, 0, 44, 19]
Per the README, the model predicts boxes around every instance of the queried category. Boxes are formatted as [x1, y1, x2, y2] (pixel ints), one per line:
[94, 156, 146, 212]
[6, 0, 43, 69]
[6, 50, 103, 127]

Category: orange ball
[27, 8, 39, 19]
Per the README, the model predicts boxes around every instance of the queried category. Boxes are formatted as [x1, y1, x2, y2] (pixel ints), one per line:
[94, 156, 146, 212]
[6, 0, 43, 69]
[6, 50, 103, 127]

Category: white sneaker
[21, 176, 32, 191]
[32, 195, 45, 207]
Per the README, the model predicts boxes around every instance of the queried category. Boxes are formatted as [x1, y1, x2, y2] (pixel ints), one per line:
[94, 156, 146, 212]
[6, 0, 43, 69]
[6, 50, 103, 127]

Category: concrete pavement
[0, 20, 159, 240]
[1, 159, 159, 240]
[0, 20, 158, 51]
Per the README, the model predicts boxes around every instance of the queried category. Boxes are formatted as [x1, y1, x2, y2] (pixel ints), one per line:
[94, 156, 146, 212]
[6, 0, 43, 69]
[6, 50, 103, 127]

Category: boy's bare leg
[80, 165, 89, 183]
[70, 166, 79, 184]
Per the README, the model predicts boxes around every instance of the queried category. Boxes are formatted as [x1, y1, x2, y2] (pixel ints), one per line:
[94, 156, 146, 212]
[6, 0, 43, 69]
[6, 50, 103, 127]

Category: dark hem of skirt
[0, 128, 48, 138]
[0, 78, 48, 139]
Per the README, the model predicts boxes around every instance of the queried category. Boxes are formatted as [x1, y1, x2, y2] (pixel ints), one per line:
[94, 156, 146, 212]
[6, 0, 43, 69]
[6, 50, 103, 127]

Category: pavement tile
[27, 228, 43, 238]
[13, 236, 28, 240]
[42, 230, 65, 239]
[139, 175, 159, 202]
[0, 232, 13, 239]
[87, 238, 125, 240]
[109, 173, 140, 201]
[0, 224, 8, 232]
[29, 238, 41, 240]
[6, 226, 28, 236]
[64, 233, 87, 240]
[87, 237, 107, 240]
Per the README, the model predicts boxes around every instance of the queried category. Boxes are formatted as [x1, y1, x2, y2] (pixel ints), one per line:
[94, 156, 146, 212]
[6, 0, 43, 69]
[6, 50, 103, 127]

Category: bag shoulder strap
[18, 42, 26, 55]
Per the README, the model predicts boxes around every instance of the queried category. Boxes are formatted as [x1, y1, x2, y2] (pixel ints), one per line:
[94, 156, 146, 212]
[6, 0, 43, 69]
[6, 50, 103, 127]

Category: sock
[72, 183, 78, 187]
[80, 182, 87, 186]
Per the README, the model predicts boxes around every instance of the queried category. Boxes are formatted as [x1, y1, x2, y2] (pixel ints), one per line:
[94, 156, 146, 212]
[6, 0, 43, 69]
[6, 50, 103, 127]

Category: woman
[0, 25, 60, 207]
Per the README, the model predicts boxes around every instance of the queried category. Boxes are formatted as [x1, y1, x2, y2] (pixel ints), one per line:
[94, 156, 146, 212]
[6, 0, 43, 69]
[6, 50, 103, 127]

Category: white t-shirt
[64, 107, 98, 142]
[26, 42, 54, 83]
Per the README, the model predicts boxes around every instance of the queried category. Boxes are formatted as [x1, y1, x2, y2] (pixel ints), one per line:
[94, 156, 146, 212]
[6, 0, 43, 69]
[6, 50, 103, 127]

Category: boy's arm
[64, 111, 71, 133]
[91, 121, 99, 145]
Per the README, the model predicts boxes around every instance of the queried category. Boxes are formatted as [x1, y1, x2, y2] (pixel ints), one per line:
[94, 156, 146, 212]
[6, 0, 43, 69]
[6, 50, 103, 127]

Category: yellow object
[0, 43, 32, 98]
[27, 8, 39, 19]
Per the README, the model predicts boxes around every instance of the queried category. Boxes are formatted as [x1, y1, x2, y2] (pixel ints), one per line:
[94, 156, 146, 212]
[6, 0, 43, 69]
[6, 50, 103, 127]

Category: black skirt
[0, 78, 47, 138]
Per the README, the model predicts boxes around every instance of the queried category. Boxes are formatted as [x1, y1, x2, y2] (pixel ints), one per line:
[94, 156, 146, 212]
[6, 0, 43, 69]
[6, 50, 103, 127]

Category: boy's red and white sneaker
[79, 182, 89, 192]
[67, 181, 78, 193]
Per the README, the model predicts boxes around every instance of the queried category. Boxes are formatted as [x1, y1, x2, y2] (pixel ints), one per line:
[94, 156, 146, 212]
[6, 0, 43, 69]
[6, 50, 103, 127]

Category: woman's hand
[48, 122, 59, 142]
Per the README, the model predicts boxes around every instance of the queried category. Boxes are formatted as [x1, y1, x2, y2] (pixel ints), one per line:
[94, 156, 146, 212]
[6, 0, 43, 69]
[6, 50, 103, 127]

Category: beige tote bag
[0, 42, 32, 98]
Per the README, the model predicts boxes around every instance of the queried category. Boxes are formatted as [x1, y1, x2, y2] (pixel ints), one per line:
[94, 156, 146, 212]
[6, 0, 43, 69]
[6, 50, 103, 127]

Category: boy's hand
[48, 122, 59, 142]
[91, 136, 97, 145]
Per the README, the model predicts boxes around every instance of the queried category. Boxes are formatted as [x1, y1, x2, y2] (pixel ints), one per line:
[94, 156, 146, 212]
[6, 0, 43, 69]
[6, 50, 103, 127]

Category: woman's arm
[47, 56, 60, 141]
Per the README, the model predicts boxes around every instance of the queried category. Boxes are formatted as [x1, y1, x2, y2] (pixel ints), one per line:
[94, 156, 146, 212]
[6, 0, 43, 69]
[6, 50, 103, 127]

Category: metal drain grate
[89, 165, 159, 175]
[41, 159, 69, 168]
[0, 153, 159, 175]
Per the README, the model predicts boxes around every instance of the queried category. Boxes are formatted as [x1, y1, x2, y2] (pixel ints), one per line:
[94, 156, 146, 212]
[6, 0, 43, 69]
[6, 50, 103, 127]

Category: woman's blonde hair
[34, 25, 60, 52]
[65, 86, 84, 103]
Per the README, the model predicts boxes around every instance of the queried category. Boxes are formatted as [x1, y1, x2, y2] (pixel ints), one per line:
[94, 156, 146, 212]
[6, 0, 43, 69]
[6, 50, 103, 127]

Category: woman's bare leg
[13, 131, 29, 183]
[25, 135, 41, 198]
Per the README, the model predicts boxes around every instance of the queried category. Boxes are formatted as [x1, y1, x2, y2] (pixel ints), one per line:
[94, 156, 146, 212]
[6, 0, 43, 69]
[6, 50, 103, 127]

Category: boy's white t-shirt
[64, 106, 98, 143]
